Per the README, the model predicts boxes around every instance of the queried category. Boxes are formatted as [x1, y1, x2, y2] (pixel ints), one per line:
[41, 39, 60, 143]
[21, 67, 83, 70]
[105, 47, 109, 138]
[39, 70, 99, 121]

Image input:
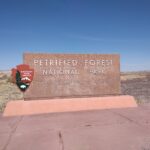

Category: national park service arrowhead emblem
[12, 64, 34, 92]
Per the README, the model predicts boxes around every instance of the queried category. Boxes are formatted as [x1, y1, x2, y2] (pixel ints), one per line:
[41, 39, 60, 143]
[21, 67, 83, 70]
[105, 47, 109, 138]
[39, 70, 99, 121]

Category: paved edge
[3, 95, 137, 117]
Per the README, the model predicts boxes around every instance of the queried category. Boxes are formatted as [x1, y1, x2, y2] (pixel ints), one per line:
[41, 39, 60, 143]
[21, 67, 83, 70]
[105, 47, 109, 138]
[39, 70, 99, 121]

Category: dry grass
[121, 71, 150, 81]
[0, 72, 23, 112]
[121, 71, 150, 104]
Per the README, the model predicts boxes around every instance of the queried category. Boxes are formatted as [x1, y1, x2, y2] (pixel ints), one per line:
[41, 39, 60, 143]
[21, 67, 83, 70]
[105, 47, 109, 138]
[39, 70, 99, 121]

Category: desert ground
[0, 71, 150, 112]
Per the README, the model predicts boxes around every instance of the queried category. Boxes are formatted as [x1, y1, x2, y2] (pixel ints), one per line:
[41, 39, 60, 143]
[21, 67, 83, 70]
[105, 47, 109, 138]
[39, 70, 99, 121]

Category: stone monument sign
[23, 53, 120, 99]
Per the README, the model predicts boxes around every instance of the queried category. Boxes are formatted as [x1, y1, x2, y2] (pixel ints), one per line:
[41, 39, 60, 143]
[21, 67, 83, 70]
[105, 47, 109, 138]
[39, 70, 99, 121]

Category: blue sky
[0, 0, 150, 71]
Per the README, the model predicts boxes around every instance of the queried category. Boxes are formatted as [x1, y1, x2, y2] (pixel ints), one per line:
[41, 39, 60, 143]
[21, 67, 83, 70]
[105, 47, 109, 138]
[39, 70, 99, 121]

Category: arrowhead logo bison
[12, 64, 34, 92]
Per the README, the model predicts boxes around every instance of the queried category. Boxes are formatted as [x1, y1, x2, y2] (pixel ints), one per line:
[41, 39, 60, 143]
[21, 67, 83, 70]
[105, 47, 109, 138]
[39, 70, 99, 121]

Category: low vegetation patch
[0, 72, 23, 112]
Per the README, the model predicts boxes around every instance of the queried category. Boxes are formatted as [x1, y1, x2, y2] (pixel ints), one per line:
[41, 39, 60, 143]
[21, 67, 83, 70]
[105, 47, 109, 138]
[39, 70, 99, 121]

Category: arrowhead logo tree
[11, 64, 34, 92]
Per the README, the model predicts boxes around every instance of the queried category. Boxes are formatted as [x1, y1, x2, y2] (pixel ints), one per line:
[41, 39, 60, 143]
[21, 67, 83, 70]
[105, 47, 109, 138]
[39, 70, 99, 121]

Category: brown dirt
[121, 72, 150, 104]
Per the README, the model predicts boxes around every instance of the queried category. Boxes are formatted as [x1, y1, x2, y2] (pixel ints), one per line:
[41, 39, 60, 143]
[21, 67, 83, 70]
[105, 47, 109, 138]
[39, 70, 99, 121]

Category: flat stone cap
[3, 95, 137, 117]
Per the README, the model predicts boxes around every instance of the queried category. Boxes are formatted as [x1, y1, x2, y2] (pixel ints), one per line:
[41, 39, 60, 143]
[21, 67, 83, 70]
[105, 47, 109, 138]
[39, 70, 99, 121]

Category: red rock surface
[24, 53, 120, 99]
[3, 95, 137, 116]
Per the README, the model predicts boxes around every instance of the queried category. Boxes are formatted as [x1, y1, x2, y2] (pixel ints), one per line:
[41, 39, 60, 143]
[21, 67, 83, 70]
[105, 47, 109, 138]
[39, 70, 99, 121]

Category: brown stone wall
[23, 53, 120, 99]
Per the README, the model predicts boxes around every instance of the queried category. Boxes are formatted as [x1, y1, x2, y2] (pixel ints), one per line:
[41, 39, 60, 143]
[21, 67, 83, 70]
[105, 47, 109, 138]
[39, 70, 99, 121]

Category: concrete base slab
[61, 124, 150, 150]
[0, 104, 150, 150]
[0, 133, 10, 150]
[3, 95, 137, 117]
[5, 130, 61, 150]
